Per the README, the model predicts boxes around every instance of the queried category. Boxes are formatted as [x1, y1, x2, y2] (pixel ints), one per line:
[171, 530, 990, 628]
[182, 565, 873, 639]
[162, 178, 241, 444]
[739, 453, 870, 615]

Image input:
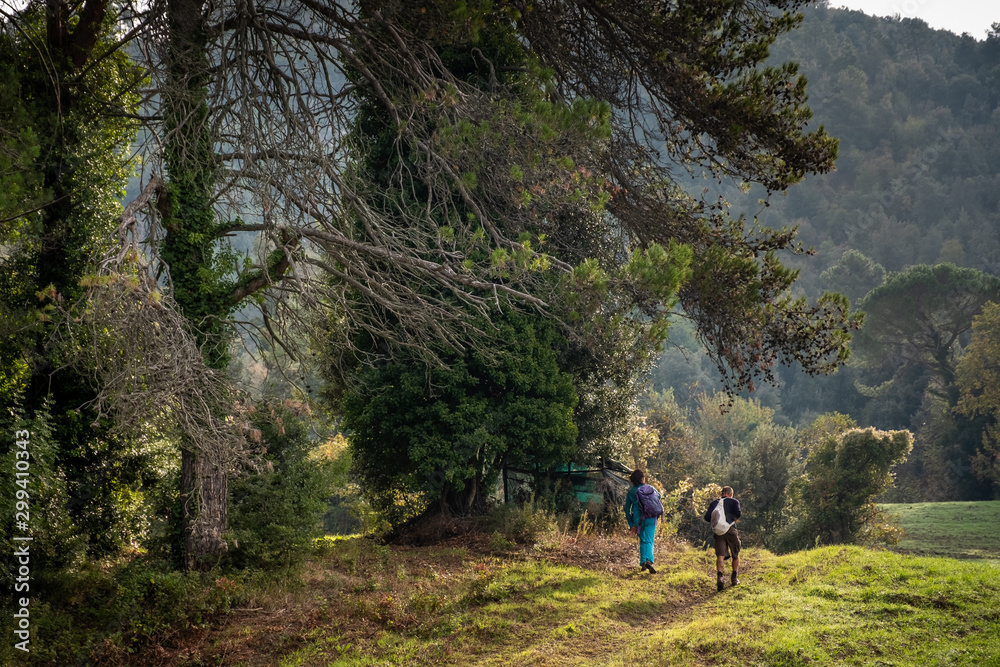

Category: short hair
[722, 486, 734, 496]
[630, 469, 645, 487]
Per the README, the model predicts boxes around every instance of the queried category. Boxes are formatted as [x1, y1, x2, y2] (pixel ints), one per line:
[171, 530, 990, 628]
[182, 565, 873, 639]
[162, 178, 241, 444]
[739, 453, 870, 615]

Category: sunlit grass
[269, 540, 1000, 667]
[114, 505, 1000, 666]
[883, 501, 1000, 560]
[610, 547, 1000, 666]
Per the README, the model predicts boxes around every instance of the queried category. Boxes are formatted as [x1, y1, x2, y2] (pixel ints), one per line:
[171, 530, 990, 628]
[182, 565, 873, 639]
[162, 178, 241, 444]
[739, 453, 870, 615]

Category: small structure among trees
[502, 458, 633, 510]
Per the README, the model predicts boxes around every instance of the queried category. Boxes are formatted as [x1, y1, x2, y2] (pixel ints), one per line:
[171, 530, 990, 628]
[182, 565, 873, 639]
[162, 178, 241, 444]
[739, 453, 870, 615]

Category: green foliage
[855, 264, 1000, 402]
[956, 301, 1000, 493]
[335, 1, 682, 469]
[683, 239, 860, 394]
[761, 6, 1000, 279]
[2, 390, 177, 571]
[655, 6, 1000, 453]
[0, 47, 43, 233]
[0, 5, 142, 305]
[656, 477, 693, 539]
[0, 2, 161, 565]
[340, 0, 855, 413]
[0, 557, 247, 666]
[722, 423, 801, 547]
[623, 242, 693, 316]
[0, 400, 86, 591]
[311, 434, 367, 535]
[224, 404, 336, 570]
[784, 427, 913, 549]
[342, 3, 698, 477]
[692, 392, 774, 457]
[847, 265, 1000, 501]
[559, 242, 693, 459]
[663, 480, 723, 548]
[795, 411, 857, 455]
[819, 249, 886, 304]
[160, 9, 234, 370]
[341, 312, 579, 521]
[913, 407, 995, 502]
[642, 390, 714, 492]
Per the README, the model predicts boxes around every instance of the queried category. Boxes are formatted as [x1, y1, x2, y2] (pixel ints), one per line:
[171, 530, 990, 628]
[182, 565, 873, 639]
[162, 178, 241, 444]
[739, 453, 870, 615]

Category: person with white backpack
[704, 486, 742, 592]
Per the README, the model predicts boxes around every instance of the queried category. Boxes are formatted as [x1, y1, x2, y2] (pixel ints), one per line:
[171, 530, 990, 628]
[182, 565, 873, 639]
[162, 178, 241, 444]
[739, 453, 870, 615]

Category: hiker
[704, 486, 742, 592]
[624, 469, 662, 574]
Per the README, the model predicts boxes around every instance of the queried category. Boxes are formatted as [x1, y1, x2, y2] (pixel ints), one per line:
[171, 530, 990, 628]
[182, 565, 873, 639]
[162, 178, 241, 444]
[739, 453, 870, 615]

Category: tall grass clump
[482, 501, 557, 545]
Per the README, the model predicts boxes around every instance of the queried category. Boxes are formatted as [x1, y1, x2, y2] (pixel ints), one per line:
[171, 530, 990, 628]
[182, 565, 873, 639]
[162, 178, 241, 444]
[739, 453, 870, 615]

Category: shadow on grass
[556, 575, 601, 594]
[609, 598, 684, 623]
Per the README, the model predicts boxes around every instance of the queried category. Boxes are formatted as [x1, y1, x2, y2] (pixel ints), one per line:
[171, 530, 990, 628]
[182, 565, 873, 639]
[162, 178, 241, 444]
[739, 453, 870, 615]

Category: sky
[833, 0, 997, 39]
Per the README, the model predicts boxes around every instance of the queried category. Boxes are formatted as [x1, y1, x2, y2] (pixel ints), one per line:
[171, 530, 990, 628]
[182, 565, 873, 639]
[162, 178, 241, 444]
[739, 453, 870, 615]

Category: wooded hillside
[653, 4, 1000, 503]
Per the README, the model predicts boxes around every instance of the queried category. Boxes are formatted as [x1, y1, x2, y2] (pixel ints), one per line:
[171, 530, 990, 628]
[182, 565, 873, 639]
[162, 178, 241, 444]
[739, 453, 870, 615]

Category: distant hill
[767, 4, 1000, 289]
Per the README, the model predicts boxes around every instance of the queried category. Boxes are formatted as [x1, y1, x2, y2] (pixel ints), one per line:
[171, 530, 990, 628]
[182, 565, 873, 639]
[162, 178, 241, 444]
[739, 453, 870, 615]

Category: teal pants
[638, 518, 656, 565]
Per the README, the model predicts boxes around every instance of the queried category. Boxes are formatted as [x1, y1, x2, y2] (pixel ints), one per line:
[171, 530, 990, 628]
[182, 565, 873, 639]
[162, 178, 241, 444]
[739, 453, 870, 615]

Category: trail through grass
[140, 532, 1000, 667]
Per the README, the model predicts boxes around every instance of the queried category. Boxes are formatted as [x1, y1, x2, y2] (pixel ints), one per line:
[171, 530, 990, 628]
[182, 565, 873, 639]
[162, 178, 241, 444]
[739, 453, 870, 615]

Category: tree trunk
[444, 474, 486, 516]
[181, 446, 228, 570]
[163, 0, 230, 569]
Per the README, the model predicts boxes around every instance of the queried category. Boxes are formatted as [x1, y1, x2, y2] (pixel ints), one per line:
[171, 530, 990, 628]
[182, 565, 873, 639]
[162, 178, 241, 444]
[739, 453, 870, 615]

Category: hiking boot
[645, 562, 657, 574]
[731, 572, 740, 587]
[717, 574, 725, 592]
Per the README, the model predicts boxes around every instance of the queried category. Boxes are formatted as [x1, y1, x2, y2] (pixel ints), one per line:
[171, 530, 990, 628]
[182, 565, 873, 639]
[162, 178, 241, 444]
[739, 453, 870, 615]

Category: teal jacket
[624, 484, 660, 529]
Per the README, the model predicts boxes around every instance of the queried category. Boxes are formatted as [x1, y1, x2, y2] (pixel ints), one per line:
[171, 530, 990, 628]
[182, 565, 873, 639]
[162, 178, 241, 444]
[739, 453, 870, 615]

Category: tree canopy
[855, 263, 1000, 405]
[820, 249, 886, 304]
[0, 0, 862, 555]
[131, 0, 855, 395]
[956, 301, 1000, 492]
[341, 311, 580, 520]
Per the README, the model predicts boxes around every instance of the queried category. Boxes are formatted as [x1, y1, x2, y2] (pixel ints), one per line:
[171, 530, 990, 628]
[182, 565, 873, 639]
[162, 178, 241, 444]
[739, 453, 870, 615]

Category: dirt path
[124, 534, 736, 666]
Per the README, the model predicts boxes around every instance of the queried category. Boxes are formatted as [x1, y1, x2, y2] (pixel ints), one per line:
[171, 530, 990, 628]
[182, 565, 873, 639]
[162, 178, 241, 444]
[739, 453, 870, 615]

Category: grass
[614, 547, 1000, 666]
[882, 501, 1000, 560]
[120, 527, 1000, 667]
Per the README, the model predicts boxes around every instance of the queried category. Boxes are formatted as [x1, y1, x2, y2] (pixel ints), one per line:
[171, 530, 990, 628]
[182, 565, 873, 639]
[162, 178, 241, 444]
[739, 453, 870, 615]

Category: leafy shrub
[0, 400, 88, 592]
[778, 427, 912, 551]
[0, 557, 245, 666]
[223, 402, 336, 570]
[311, 433, 366, 535]
[657, 477, 693, 538]
[721, 423, 801, 547]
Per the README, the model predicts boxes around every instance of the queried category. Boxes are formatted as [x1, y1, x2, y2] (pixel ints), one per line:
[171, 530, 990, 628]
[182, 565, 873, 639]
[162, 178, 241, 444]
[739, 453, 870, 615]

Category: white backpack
[711, 498, 732, 536]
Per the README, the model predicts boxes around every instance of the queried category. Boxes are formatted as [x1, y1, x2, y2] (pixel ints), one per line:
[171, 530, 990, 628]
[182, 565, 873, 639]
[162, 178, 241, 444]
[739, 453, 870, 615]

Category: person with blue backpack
[624, 469, 663, 573]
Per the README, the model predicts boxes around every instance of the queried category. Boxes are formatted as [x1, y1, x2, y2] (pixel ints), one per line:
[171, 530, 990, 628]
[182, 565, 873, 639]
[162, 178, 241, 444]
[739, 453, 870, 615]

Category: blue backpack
[636, 484, 664, 522]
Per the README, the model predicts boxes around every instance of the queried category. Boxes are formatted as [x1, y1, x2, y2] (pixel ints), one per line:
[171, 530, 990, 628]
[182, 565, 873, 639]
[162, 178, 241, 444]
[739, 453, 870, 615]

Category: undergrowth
[0, 555, 292, 666]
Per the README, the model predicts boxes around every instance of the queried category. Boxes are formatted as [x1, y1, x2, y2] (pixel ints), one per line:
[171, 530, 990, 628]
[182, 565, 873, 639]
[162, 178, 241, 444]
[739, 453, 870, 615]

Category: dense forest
[651, 3, 1000, 503]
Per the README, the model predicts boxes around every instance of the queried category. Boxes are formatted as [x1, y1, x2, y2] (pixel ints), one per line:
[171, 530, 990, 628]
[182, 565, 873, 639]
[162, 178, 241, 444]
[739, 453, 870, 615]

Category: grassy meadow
[119, 518, 1000, 667]
[882, 501, 1000, 561]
